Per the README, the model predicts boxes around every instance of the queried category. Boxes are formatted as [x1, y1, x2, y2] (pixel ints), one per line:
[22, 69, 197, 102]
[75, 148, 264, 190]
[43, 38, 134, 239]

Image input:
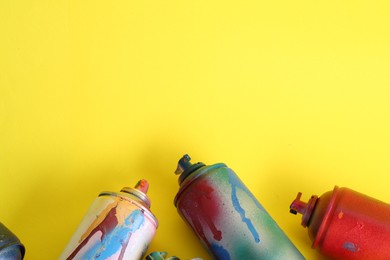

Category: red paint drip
[180, 179, 222, 246]
[67, 207, 118, 260]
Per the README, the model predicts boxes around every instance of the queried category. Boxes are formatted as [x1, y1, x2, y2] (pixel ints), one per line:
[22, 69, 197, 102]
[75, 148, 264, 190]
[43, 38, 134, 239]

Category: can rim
[120, 186, 151, 208]
[312, 186, 340, 248]
[99, 191, 159, 228]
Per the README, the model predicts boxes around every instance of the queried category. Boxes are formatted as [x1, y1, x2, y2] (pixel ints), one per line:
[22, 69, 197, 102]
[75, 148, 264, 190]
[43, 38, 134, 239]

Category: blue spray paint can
[0, 222, 25, 259]
[174, 155, 304, 259]
[60, 180, 158, 260]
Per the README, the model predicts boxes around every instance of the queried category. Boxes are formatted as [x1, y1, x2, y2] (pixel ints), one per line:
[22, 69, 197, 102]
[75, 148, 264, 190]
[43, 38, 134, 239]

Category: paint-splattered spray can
[174, 155, 304, 259]
[290, 186, 390, 259]
[0, 222, 25, 259]
[60, 180, 158, 260]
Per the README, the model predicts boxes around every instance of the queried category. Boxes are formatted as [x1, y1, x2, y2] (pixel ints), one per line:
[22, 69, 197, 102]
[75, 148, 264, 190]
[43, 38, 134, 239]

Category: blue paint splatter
[343, 242, 360, 252]
[211, 243, 230, 260]
[83, 209, 145, 259]
[229, 172, 260, 243]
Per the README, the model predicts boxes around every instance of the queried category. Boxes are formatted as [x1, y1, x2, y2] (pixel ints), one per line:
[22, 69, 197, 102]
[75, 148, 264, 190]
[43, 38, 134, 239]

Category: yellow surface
[1, 1, 389, 259]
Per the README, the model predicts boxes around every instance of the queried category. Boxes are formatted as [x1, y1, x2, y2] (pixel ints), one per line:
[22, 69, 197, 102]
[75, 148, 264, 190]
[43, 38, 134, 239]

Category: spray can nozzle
[174, 154, 205, 184]
[175, 154, 193, 175]
[290, 192, 318, 227]
[134, 179, 149, 194]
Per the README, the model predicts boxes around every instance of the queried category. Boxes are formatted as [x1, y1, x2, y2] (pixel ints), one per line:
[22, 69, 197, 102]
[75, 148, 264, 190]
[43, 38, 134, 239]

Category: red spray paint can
[290, 186, 390, 259]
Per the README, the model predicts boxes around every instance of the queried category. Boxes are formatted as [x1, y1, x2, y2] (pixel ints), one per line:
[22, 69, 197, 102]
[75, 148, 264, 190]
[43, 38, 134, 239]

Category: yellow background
[1, 1, 389, 259]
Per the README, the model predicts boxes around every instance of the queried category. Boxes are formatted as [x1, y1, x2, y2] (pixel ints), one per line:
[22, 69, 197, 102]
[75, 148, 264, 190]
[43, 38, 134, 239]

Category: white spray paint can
[60, 180, 158, 260]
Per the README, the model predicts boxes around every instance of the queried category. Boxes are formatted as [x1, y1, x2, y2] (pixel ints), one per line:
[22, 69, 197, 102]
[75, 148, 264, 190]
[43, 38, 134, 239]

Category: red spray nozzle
[290, 192, 307, 215]
[135, 179, 149, 194]
[290, 192, 318, 227]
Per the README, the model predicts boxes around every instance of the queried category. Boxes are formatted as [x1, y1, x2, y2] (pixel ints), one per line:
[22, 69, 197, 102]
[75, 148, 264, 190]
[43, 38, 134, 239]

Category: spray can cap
[174, 154, 205, 185]
[120, 179, 152, 208]
[289, 192, 318, 227]
[145, 251, 180, 260]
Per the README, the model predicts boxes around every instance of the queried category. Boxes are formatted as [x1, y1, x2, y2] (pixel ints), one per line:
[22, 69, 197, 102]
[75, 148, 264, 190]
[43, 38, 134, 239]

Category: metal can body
[174, 156, 303, 260]
[61, 181, 158, 260]
[290, 186, 390, 259]
[0, 222, 25, 260]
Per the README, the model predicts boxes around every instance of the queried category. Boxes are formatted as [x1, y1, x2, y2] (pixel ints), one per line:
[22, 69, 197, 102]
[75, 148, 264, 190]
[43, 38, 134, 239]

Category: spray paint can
[0, 222, 25, 259]
[290, 186, 390, 259]
[173, 154, 304, 259]
[60, 180, 158, 260]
